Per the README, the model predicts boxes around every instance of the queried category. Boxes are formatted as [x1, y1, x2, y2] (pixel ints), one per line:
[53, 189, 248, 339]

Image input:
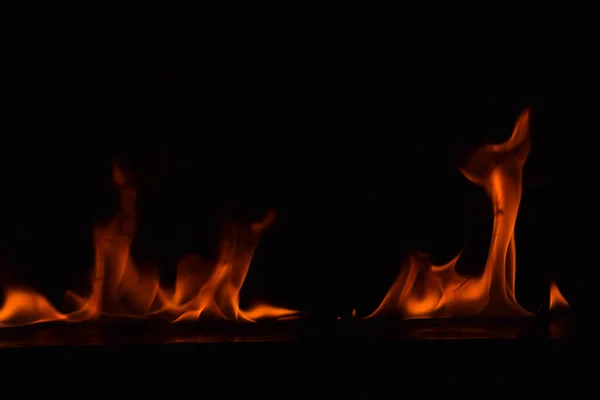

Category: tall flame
[0, 163, 297, 327]
[549, 281, 569, 311]
[367, 109, 534, 319]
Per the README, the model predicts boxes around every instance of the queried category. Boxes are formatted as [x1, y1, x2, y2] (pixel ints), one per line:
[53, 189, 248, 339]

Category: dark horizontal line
[0, 315, 573, 347]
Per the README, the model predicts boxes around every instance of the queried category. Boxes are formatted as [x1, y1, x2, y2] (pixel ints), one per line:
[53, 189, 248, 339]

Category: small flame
[366, 109, 534, 319]
[549, 281, 569, 310]
[0, 287, 68, 326]
[0, 163, 297, 327]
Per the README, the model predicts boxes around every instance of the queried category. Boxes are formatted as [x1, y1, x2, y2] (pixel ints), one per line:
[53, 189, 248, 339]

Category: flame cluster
[0, 165, 297, 327]
[0, 109, 569, 327]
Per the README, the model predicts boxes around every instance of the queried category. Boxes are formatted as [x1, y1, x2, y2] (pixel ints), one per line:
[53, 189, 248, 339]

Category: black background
[0, 15, 579, 322]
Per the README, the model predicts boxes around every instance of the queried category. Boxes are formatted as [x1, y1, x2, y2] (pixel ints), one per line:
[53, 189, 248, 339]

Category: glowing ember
[365, 109, 534, 319]
[0, 164, 298, 327]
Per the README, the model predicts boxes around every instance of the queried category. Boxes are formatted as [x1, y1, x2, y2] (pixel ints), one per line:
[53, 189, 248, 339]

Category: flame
[367, 109, 534, 319]
[0, 287, 68, 326]
[0, 163, 297, 327]
[549, 281, 569, 310]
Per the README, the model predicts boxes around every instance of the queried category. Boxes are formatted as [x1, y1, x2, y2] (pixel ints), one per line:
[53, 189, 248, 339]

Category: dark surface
[0, 318, 581, 395]
[0, 316, 573, 347]
[0, 339, 582, 396]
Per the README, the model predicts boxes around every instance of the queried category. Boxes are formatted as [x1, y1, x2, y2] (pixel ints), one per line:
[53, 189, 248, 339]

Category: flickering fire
[0, 107, 566, 328]
[549, 281, 569, 311]
[0, 163, 297, 327]
[366, 109, 534, 319]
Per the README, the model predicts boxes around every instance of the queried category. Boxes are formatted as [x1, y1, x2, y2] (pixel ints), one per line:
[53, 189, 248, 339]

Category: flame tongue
[162, 210, 283, 323]
[460, 108, 532, 317]
[0, 287, 67, 327]
[0, 164, 296, 327]
[549, 281, 569, 311]
[367, 109, 534, 319]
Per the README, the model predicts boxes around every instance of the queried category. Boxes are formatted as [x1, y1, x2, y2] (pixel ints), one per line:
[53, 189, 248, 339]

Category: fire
[0, 287, 68, 326]
[0, 163, 297, 327]
[0, 107, 563, 327]
[549, 281, 569, 310]
[366, 109, 534, 319]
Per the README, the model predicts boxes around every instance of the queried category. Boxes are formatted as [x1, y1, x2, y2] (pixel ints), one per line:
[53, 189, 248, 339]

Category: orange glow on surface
[366, 109, 534, 319]
[0, 164, 297, 327]
[549, 281, 569, 310]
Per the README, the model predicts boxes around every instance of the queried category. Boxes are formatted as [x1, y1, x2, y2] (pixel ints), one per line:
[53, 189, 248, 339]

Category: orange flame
[549, 281, 569, 310]
[0, 287, 68, 326]
[366, 109, 534, 319]
[0, 163, 297, 327]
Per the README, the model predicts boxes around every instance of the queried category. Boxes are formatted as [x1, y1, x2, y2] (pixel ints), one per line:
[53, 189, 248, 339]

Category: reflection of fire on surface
[549, 281, 569, 311]
[365, 109, 538, 319]
[0, 164, 297, 327]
